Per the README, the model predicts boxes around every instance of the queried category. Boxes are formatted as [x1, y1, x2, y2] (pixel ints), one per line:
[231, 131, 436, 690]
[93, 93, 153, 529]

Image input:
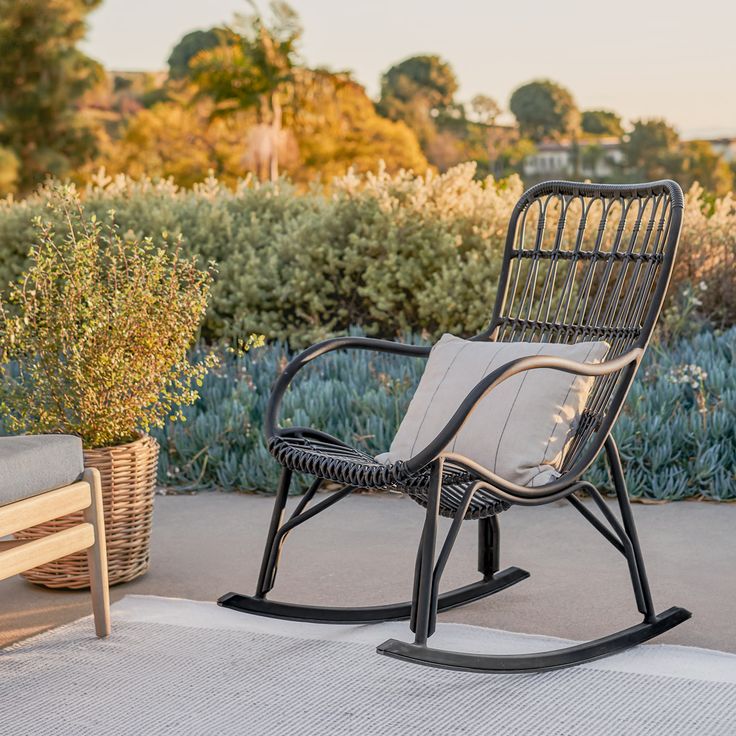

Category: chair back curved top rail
[475, 179, 683, 485]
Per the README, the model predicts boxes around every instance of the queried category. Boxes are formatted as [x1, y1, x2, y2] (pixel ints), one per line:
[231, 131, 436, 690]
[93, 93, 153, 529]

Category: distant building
[522, 137, 624, 180]
[704, 138, 736, 163]
[522, 135, 736, 182]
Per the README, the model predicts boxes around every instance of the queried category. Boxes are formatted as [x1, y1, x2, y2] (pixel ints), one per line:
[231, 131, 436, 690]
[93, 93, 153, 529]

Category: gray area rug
[2, 595, 735, 735]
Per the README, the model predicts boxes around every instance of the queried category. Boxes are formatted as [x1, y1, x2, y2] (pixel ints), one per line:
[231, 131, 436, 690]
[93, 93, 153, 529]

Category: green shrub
[2, 169, 734, 342]
[0, 188, 215, 448]
[154, 327, 735, 501]
[0, 166, 522, 345]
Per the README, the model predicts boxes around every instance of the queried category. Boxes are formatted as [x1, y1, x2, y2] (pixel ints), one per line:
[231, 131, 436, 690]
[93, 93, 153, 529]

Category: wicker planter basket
[17, 434, 159, 589]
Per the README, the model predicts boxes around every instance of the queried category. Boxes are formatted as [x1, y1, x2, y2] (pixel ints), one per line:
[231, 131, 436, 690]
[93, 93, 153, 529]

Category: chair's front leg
[83, 468, 110, 638]
[412, 458, 443, 646]
[256, 467, 293, 597]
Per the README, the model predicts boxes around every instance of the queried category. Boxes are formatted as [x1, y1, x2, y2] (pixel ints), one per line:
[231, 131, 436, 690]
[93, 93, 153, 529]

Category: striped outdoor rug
[2, 595, 735, 735]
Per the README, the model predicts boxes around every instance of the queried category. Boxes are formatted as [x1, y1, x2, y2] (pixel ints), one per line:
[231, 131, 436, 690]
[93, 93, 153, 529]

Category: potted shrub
[0, 187, 215, 587]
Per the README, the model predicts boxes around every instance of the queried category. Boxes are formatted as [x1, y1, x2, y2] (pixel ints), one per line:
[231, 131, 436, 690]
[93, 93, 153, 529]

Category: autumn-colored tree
[509, 80, 580, 142]
[290, 70, 427, 180]
[93, 91, 261, 188]
[189, 1, 301, 181]
[0, 0, 103, 192]
[93, 69, 425, 187]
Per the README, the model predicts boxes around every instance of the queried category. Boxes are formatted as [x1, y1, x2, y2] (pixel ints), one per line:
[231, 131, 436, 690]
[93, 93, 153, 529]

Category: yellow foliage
[93, 94, 255, 188]
[0, 187, 216, 448]
[289, 72, 428, 181]
[89, 74, 428, 187]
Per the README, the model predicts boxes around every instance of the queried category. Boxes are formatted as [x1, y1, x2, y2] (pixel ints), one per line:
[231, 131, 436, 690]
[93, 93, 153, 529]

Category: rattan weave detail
[268, 434, 507, 519]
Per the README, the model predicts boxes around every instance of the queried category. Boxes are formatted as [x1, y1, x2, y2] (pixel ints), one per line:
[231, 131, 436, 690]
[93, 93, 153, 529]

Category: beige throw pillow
[376, 334, 609, 487]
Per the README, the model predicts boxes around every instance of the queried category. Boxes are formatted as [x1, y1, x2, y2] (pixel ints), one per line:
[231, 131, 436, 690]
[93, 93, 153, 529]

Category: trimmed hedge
[0, 166, 521, 345]
[2, 168, 733, 347]
[154, 327, 736, 501]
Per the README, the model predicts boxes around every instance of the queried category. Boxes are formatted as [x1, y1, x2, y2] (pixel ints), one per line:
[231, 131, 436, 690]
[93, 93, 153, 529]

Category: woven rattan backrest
[481, 180, 684, 466]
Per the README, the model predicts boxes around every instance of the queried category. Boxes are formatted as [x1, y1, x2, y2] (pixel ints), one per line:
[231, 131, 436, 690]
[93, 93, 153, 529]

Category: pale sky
[82, 0, 736, 138]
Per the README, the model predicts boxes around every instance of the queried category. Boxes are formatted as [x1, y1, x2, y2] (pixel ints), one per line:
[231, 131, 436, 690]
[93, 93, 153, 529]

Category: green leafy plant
[0, 187, 216, 448]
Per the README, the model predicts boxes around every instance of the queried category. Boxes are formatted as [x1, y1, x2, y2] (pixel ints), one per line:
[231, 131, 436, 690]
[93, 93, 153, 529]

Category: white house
[705, 137, 736, 163]
[522, 137, 625, 180]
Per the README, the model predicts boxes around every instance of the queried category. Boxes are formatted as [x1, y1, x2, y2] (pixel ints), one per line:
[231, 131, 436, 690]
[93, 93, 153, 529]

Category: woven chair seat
[268, 433, 508, 520]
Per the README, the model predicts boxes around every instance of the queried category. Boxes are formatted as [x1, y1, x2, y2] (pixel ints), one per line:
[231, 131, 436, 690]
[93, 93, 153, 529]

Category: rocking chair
[219, 179, 691, 673]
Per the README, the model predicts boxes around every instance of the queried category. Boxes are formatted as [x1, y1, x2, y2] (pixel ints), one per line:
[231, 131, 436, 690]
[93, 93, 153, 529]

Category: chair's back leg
[478, 515, 500, 579]
[409, 530, 425, 633]
[83, 468, 110, 638]
[256, 467, 293, 598]
[605, 436, 656, 622]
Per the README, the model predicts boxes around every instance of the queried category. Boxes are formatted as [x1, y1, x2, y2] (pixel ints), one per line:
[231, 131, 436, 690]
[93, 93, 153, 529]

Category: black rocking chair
[219, 179, 691, 673]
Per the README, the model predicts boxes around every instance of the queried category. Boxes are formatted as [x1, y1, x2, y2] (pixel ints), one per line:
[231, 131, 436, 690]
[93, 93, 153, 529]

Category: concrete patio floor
[1, 492, 734, 652]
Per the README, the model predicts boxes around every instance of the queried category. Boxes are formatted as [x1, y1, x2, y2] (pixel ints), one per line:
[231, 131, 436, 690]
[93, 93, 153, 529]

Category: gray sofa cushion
[0, 435, 84, 507]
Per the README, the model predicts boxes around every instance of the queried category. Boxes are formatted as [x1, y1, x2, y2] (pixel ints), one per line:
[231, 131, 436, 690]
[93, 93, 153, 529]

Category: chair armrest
[265, 336, 430, 437]
[404, 347, 644, 476]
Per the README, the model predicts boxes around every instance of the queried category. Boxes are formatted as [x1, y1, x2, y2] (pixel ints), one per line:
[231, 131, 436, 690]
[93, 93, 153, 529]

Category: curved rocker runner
[219, 179, 691, 673]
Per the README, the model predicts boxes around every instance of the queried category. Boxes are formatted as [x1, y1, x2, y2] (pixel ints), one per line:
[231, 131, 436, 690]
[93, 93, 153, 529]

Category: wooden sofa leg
[83, 468, 111, 638]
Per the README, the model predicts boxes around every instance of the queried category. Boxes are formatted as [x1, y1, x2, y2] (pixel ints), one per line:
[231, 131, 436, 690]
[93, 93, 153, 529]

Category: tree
[94, 95, 260, 188]
[0, 0, 103, 193]
[468, 95, 501, 125]
[378, 55, 458, 148]
[95, 70, 426, 187]
[623, 120, 733, 194]
[677, 140, 734, 196]
[581, 109, 623, 138]
[168, 28, 226, 79]
[290, 70, 427, 180]
[623, 118, 680, 180]
[509, 80, 580, 142]
[190, 1, 302, 181]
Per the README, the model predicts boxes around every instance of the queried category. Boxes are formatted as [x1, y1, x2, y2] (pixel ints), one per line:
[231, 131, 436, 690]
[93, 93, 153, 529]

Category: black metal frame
[219, 179, 691, 673]
[219, 464, 529, 625]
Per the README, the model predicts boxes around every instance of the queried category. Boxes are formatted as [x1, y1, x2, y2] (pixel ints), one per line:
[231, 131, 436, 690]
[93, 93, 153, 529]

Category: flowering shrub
[0, 188, 216, 448]
[677, 184, 736, 326]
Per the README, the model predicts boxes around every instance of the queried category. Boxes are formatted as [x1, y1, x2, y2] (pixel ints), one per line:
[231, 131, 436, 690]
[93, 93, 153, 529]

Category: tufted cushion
[0, 435, 84, 506]
[376, 334, 609, 487]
